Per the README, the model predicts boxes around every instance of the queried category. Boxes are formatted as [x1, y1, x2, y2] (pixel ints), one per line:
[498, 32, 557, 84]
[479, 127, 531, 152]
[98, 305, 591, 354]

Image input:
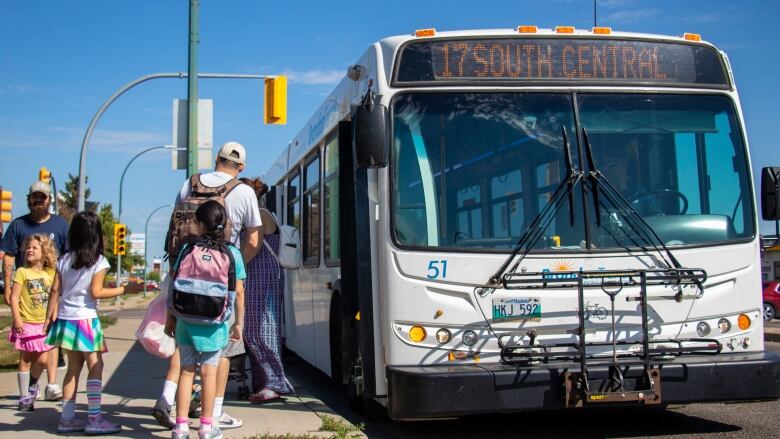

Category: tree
[58, 173, 94, 221]
[147, 271, 161, 282]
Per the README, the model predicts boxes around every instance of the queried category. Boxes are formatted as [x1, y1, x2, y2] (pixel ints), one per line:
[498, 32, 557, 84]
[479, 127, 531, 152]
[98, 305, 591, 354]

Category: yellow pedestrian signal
[38, 167, 52, 185]
[264, 76, 287, 125]
[0, 187, 12, 223]
[113, 223, 127, 255]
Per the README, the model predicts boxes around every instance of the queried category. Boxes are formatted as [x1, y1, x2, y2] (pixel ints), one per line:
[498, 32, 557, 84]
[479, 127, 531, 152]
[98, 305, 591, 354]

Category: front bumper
[386, 352, 780, 419]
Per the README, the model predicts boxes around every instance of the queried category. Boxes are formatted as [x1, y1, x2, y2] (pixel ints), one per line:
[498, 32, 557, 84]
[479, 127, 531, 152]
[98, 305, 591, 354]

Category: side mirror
[353, 95, 388, 168]
[761, 167, 780, 220]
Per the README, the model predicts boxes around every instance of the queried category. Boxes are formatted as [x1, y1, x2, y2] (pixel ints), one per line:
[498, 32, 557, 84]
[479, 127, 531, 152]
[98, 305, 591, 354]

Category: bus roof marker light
[415, 28, 436, 37]
[517, 25, 537, 33]
[683, 33, 702, 41]
[592, 27, 612, 35]
[556, 26, 575, 34]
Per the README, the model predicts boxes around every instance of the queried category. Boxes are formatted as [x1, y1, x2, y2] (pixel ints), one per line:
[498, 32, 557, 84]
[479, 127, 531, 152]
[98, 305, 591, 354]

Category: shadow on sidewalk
[103, 341, 169, 400]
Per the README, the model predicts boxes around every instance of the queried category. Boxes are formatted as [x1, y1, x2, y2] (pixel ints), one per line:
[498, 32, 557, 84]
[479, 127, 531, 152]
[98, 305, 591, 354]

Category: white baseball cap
[217, 141, 246, 165]
[29, 181, 51, 196]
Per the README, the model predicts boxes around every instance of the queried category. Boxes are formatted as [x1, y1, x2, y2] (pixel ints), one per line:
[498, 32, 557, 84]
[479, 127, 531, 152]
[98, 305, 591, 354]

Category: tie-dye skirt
[45, 318, 108, 353]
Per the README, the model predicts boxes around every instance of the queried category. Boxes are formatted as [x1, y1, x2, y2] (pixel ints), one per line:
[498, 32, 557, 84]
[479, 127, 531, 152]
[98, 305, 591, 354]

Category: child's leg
[198, 350, 221, 433]
[46, 347, 58, 383]
[17, 352, 31, 397]
[61, 350, 85, 420]
[175, 365, 196, 431]
[27, 351, 47, 395]
[84, 351, 104, 420]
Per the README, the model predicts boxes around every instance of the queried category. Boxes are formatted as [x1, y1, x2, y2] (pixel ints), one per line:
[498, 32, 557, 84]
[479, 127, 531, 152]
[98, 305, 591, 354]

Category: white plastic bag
[135, 279, 175, 358]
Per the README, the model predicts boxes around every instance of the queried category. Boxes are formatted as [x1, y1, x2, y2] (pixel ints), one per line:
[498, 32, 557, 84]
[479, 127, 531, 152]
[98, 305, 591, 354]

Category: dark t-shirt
[0, 214, 69, 268]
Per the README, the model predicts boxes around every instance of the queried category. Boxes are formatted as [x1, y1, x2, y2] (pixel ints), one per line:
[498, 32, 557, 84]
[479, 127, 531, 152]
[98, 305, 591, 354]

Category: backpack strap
[221, 178, 244, 198]
[221, 242, 237, 292]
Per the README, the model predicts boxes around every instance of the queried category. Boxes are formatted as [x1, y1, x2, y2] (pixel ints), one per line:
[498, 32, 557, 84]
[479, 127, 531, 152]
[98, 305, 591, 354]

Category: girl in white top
[45, 212, 136, 435]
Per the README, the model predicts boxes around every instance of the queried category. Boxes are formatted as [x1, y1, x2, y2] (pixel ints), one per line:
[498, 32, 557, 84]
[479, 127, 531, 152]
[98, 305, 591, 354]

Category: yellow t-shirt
[13, 267, 55, 324]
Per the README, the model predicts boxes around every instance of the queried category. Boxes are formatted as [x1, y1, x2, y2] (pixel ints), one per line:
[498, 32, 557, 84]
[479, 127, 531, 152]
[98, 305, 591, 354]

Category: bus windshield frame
[389, 91, 755, 254]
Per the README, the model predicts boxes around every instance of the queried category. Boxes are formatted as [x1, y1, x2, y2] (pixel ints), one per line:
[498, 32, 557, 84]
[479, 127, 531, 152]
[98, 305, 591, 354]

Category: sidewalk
[0, 301, 353, 438]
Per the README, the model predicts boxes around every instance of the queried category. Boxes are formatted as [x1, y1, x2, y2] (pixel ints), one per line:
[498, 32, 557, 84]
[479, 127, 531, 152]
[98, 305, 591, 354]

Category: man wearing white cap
[1, 180, 67, 401]
[153, 141, 261, 432]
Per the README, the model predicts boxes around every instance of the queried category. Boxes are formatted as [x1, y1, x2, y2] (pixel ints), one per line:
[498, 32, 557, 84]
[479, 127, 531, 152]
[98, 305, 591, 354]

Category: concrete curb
[765, 331, 780, 343]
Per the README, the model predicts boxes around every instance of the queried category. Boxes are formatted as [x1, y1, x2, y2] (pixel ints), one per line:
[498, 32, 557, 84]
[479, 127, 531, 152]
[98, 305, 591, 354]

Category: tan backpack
[164, 174, 243, 260]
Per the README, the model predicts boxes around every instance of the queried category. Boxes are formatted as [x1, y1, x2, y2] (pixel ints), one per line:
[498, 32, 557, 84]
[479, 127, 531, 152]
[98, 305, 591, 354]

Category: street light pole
[116, 145, 172, 288]
[144, 204, 173, 297]
[76, 72, 264, 212]
[187, 0, 200, 178]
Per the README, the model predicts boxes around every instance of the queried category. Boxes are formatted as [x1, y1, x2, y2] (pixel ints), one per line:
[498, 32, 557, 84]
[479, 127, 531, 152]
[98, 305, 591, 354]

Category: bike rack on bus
[500, 268, 718, 407]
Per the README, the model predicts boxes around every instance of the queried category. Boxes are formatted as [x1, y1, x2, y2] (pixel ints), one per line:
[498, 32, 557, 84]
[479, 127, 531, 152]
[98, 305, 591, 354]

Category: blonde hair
[22, 233, 59, 270]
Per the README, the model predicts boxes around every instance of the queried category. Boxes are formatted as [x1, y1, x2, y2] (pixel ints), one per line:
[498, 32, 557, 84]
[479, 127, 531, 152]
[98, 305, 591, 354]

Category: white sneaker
[45, 383, 63, 401]
[215, 412, 242, 429]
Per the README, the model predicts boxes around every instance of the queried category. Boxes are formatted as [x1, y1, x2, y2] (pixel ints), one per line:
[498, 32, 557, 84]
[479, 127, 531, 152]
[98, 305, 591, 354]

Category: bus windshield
[392, 93, 754, 251]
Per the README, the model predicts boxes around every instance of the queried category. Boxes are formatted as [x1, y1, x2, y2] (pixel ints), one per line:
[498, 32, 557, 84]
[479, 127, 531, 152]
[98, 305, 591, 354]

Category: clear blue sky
[1, 0, 778, 265]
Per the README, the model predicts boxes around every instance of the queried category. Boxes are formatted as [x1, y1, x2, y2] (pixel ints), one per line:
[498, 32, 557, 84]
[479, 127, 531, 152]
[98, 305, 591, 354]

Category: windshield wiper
[581, 128, 693, 281]
[489, 126, 582, 285]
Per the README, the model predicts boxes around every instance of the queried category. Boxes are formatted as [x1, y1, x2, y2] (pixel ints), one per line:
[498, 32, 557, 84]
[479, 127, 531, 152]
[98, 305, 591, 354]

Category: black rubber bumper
[386, 352, 780, 419]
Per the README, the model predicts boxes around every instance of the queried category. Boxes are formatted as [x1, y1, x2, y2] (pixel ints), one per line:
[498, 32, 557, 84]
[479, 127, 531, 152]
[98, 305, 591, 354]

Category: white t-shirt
[176, 171, 262, 247]
[56, 253, 111, 320]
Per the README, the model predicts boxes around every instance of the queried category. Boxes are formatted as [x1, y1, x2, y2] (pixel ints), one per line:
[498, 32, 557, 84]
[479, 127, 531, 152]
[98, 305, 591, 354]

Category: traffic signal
[113, 223, 127, 255]
[38, 167, 51, 185]
[264, 75, 287, 125]
[0, 187, 12, 223]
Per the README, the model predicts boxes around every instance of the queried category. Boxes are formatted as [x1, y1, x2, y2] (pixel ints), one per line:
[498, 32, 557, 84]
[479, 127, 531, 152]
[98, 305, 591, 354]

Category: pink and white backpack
[167, 238, 236, 325]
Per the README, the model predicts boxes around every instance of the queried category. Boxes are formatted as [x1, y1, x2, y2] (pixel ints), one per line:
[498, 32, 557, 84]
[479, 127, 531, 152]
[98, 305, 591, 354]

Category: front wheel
[764, 302, 776, 321]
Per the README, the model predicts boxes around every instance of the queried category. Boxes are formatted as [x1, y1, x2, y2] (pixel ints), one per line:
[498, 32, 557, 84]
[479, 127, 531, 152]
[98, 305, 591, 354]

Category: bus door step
[563, 368, 662, 408]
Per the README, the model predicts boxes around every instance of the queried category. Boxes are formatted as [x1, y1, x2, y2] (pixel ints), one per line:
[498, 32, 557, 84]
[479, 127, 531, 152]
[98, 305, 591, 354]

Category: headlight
[717, 318, 731, 334]
[696, 321, 711, 337]
[435, 328, 451, 344]
[462, 330, 477, 346]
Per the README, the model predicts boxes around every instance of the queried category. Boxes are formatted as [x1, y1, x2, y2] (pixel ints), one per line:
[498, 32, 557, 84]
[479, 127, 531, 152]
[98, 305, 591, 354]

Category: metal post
[187, 0, 200, 178]
[144, 204, 173, 297]
[115, 145, 169, 303]
[76, 72, 263, 212]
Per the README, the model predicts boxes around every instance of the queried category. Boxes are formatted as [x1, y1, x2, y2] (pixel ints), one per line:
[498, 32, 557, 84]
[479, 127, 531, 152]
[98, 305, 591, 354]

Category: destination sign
[396, 38, 727, 87]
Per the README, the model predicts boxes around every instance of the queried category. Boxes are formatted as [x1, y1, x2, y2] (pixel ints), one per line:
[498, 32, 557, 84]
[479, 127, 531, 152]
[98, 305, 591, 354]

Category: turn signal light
[737, 314, 751, 330]
[409, 325, 427, 342]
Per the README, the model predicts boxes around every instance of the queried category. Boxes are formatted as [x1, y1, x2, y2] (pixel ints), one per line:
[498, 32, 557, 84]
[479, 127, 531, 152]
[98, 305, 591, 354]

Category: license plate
[492, 297, 541, 322]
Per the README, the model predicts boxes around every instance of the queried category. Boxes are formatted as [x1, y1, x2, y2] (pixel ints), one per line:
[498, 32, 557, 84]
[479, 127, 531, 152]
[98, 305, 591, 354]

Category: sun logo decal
[551, 260, 575, 272]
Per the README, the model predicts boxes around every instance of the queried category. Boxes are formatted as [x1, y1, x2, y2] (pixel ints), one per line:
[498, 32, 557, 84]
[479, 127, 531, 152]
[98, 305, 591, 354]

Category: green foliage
[147, 270, 161, 282]
[319, 415, 365, 439]
[58, 173, 93, 221]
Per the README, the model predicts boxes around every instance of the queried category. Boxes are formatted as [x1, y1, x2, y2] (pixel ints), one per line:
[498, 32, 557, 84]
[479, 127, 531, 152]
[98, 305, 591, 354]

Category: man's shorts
[179, 343, 221, 367]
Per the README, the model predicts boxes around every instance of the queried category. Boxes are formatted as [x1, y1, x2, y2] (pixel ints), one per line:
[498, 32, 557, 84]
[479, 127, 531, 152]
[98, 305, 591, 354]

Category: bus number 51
[427, 260, 448, 279]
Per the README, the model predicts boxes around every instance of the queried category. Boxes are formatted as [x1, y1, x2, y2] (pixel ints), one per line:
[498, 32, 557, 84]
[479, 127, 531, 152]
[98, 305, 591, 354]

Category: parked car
[762, 281, 780, 321]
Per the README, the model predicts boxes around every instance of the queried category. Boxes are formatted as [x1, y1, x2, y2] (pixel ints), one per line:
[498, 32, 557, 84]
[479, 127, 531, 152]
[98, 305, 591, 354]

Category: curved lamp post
[143, 204, 173, 297]
[77, 72, 264, 212]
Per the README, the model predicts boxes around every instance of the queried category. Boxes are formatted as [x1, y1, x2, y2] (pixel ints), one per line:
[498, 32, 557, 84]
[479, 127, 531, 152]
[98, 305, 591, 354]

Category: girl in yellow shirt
[8, 233, 58, 411]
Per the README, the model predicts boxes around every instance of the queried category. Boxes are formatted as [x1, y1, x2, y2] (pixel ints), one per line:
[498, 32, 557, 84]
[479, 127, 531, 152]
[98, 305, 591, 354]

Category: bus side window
[324, 133, 340, 264]
[303, 152, 321, 266]
[287, 170, 301, 229]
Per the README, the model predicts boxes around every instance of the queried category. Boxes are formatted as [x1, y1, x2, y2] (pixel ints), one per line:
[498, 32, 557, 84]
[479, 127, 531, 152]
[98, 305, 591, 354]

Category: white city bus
[263, 27, 780, 419]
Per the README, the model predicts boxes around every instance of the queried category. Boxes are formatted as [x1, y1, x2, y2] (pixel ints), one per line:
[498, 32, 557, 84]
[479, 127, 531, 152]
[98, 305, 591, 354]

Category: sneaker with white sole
[152, 398, 177, 429]
[58, 416, 87, 433]
[198, 425, 223, 439]
[17, 394, 35, 411]
[171, 429, 190, 439]
[45, 383, 63, 401]
[214, 411, 242, 429]
[84, 414, 121, 435]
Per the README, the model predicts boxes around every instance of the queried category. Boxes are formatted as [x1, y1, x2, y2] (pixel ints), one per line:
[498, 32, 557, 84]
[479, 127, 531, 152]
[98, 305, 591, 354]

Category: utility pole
[187, 0, 200, 178]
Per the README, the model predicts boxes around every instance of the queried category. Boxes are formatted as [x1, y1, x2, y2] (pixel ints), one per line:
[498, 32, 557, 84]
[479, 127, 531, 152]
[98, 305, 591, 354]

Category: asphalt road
[286, 341, 780, 439]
